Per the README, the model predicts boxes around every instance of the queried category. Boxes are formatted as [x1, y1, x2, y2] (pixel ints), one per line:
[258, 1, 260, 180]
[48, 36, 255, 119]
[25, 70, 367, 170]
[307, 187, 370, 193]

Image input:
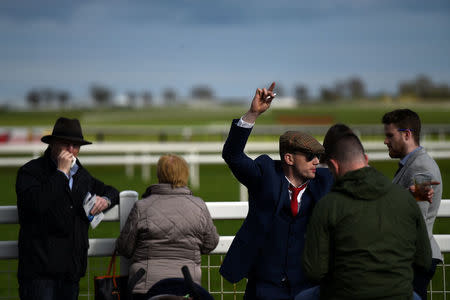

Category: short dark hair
[322, 123, 354, 163]
[326, 133, 365, 164]
[382, 109, 421, 145]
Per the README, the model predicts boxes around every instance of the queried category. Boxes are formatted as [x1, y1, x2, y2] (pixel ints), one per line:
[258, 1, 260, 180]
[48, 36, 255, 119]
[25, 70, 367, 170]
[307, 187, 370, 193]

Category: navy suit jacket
[219, 120, 334, 284]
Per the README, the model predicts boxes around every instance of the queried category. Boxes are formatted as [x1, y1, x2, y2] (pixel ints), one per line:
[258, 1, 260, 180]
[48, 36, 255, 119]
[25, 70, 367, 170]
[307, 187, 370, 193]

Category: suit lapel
[392, 164, 405, 184]
[306, 180, 321, 204]
[275, 165, 289, 216]
[393, 148, 424, 183]
[299, 185, 315, 217]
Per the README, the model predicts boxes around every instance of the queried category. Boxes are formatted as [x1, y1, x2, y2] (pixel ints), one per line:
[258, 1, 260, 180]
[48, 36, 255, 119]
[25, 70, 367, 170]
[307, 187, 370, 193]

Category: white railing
[2, 141, 450, 155]
[0, 191, 249, 299]
[0, 192, 248, 269]
[1, 193, 450, 298]
[1, 195, 450, 259]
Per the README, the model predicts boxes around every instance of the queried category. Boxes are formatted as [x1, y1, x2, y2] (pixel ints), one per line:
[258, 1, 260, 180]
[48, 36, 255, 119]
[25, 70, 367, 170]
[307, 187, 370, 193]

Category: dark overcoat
[16, 148, 119, 281]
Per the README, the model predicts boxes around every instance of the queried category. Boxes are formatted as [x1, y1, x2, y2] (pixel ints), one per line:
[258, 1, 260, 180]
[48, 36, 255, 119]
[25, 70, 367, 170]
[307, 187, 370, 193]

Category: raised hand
[243, 82, 276, 123]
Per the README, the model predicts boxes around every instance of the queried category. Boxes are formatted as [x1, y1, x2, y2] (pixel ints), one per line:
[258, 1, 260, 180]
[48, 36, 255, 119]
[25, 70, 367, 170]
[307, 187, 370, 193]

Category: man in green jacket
[297, 133, 431, 299]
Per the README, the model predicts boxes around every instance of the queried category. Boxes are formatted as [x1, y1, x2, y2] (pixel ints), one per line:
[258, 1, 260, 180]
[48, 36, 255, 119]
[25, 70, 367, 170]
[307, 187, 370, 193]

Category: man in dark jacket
[219, 82, 334, 299]
[16, 117, 119, 300]
[297, 133, 431, 299]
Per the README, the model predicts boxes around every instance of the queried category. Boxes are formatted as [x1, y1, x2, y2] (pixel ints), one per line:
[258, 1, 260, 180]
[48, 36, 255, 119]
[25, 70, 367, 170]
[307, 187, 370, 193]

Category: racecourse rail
[1, 191, 450, 298]
[1, 141, 450, 190]
[1, 191, 450, 259]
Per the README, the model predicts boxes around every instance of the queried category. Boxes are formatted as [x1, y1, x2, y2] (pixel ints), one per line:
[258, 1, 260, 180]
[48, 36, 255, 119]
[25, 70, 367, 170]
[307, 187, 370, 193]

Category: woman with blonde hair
[116, 154, 219, 300]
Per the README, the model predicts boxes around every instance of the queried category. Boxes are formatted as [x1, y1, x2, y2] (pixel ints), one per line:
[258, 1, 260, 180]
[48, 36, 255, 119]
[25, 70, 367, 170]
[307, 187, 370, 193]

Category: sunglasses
[295, 151, 322, 162]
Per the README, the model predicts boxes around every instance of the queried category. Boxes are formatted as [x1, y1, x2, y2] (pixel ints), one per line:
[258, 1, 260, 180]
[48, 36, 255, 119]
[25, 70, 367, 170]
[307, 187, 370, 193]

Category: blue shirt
[400, 146, 422, 168]
[57, 160, 79, 190]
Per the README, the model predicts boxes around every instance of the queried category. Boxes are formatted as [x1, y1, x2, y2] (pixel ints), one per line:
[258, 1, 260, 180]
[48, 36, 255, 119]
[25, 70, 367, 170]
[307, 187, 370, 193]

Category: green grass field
[1, 103, 450, 299]
[2, 101, 450, 126]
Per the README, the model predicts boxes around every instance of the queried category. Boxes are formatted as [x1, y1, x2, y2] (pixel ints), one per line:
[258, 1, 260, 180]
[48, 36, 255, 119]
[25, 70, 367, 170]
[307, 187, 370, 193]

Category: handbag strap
[106, 249, 117, 277]
[106, 249, 121, 293]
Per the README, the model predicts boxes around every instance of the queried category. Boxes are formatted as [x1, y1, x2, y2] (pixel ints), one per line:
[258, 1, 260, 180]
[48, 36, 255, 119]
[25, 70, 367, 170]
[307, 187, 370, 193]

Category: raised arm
[222, 82, 277, 188]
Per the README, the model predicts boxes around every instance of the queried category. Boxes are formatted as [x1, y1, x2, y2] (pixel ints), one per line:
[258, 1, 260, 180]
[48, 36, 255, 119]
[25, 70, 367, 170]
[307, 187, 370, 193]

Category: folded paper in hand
[83, 192, 104, 229]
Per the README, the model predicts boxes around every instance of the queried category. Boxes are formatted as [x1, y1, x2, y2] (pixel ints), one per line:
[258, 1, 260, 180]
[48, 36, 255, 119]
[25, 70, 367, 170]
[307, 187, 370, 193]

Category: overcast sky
[1, 0, 450, 104]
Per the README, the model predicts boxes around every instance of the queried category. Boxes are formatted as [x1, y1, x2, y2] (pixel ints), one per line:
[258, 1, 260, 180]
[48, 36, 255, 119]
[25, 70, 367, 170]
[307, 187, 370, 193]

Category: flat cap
[279, 131, 324, 154]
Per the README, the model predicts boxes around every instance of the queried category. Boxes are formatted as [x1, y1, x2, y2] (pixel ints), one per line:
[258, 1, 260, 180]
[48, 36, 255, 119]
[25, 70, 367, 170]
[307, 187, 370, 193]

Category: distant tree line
[25, 74, 450, 109]
[398, 74, 450, 99]
[294, 75, 449, 103]
[26, 88, 70, 109]
[319, 77, 366, 102]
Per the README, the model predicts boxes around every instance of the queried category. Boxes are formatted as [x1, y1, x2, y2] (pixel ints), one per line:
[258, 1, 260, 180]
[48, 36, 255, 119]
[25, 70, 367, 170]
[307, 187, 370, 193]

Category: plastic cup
[413, 173, 433, 201]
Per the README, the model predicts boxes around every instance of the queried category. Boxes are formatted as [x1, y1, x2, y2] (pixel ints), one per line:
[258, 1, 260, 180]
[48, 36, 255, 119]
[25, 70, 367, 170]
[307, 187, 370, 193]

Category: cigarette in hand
[265, 93, 276, 100]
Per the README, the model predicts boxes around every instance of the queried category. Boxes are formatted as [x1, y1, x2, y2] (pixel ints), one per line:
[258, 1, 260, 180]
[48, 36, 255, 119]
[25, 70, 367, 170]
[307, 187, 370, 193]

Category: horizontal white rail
[1, 141, 450, 155]
[0, 202, 249, 225]
[1, 200, 450, 260]
[87, 235, 233, 256]
[2, 151, 450, 168]
[4, 200, 450, 221]
[1, 141, 450, 171]
[3, 200, 450, 224]
[0, 236, 236, 260]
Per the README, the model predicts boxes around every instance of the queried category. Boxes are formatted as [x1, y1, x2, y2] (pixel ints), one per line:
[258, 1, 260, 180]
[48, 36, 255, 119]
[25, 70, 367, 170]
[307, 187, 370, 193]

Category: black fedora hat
[41, 117, 92, 145]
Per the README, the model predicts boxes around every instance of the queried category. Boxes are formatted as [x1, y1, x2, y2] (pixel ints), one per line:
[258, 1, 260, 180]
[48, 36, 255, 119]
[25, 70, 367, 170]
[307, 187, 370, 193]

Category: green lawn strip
[1, 102, 450, 127]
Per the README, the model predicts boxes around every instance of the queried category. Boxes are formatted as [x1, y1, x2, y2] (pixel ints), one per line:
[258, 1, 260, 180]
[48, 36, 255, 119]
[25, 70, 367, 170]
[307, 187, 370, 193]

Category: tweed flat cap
[279, 131, 324, 154]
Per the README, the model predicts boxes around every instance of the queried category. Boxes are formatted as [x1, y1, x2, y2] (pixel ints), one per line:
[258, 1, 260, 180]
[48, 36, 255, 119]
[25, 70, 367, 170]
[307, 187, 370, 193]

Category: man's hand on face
[57, 149, 74, 175]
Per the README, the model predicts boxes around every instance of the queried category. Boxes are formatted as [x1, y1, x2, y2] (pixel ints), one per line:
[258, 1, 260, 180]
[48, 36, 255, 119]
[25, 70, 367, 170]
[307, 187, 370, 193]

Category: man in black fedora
[16, 117, 119, 300]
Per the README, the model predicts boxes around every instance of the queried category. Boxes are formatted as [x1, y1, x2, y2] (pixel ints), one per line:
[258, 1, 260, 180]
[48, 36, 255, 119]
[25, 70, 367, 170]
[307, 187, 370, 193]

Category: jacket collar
[44, 147, 57, 169]
[143, 183, 192, 197]
[393, 147, 426, 183]
[399, 146, 422, 167]
[275, 161, 289, 216]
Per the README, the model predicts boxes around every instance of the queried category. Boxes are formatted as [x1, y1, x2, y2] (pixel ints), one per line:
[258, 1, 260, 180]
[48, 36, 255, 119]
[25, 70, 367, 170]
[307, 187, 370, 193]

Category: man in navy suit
[219, 82, 334, 299]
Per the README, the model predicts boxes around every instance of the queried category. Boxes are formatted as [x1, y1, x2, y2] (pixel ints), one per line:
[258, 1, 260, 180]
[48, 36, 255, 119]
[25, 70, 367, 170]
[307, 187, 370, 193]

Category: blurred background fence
[1, 140, 450, 192]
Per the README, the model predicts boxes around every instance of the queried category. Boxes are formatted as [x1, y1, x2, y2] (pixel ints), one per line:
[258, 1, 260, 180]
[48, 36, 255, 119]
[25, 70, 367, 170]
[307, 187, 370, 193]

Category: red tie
[289, 183, 308, 216]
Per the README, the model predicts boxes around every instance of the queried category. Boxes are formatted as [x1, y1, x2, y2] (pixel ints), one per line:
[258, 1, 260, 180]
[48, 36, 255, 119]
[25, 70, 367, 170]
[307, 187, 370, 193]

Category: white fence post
[141, 153, 151, 182]
[125, 155, 134, 178]
[188, 152, 200, 189]
[119, 190, 139, 275]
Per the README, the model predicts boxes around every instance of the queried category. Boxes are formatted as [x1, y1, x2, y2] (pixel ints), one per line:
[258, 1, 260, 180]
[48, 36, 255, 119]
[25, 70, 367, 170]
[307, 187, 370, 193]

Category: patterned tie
[289, 183, 308, 216]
